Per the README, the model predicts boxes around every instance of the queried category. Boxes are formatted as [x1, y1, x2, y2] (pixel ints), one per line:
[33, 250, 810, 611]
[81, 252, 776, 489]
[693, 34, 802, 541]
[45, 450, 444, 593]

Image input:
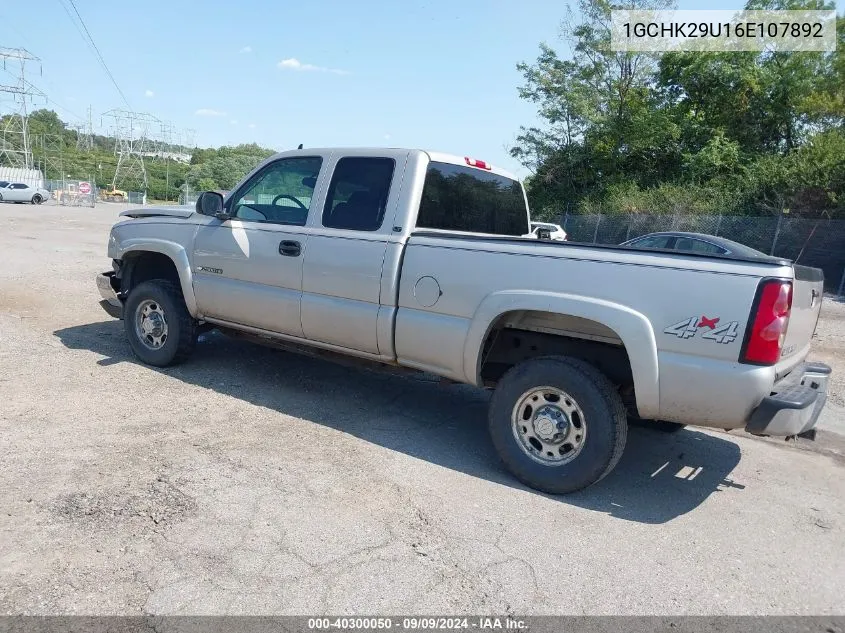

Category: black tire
[489, 357, 627, 494]
[32, 194, 43, 204]
[123, 280, 197, 366]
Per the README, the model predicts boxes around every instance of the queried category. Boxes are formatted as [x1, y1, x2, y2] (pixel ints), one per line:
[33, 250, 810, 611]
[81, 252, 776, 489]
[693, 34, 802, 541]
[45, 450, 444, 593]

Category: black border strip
[0, 616, 842, 633]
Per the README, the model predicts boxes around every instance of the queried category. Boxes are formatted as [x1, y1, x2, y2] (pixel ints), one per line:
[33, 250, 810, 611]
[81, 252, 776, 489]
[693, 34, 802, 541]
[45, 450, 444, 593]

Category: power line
[0, 10, 29, 47]
[0, 65, 85, 123]
[57, 0, 132, 112]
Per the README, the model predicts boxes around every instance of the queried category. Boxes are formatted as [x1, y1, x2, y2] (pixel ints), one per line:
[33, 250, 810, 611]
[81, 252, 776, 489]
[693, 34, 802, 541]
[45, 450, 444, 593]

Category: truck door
[192, 155, 327, 336]
[300, 153, 407, 355]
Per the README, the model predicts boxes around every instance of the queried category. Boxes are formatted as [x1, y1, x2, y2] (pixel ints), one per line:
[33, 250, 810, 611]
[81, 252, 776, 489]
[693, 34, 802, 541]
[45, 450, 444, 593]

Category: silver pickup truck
[97, 148, 831, 493]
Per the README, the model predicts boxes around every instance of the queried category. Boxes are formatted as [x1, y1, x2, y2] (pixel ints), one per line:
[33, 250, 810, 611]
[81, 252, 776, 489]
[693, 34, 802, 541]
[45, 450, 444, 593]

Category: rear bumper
[96, 271, 123, 319]
[745, 361, 831, 439]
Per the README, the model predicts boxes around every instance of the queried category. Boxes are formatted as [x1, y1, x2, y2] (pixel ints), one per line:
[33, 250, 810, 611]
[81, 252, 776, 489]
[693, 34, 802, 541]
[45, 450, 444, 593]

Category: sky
[0, 0, 842, 178]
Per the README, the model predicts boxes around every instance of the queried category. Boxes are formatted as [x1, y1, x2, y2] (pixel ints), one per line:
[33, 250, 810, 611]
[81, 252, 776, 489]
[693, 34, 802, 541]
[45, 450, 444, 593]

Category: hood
[119, 205, 195, 219]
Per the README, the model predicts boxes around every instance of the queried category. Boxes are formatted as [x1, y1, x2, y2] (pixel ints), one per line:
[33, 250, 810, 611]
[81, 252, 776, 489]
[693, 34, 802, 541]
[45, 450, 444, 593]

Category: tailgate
[779, 265, 824, 371]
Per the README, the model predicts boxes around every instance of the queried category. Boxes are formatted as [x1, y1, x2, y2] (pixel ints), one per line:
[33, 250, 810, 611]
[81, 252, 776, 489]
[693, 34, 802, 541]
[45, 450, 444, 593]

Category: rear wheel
[489, 357, 627, 494]
[124, 280, 197, 366]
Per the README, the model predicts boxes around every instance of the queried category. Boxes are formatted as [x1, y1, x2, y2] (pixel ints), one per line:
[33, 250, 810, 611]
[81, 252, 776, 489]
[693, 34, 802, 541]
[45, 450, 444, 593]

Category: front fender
[462, 290, 660, 419]
[114, 237, 198, 317]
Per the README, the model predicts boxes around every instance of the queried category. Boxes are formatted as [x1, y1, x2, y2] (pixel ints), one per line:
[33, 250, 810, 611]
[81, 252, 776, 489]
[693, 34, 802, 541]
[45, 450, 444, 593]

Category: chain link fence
[179, 184, 200, 206]
[179, 185, 230, 207]
[561, 212, 845, 296]
[45, 178, 97, 207]
[42, 179, 148, 206]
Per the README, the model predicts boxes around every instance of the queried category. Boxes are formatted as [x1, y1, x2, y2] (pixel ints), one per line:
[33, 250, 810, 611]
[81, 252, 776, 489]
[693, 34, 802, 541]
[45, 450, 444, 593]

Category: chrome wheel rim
[135, 299, 168, 350]
[511, 386, 587, 465]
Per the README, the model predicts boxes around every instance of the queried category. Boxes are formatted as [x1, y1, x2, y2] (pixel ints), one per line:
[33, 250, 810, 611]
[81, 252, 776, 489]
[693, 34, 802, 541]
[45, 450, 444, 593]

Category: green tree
[187, 143, 275, 191]
[513, 0, 845, 218]
[0, 109, 276, 201]
[511, 0, 676, 215]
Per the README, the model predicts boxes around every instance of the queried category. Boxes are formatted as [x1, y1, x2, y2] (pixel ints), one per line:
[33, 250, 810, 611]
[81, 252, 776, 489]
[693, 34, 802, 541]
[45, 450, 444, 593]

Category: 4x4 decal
[664, 316, 739, 344]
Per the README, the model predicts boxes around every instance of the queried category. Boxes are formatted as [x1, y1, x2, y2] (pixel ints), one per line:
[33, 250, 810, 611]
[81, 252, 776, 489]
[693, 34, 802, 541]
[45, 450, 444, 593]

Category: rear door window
[629, 235, 673, 249]
[416, 162, 528, 236]
[322, 157, 395, 231]
[674, 238, 727, 254]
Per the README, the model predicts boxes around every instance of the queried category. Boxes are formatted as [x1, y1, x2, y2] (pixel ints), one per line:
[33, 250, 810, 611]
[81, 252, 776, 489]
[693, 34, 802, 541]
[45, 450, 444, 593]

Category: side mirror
[196, 191, 227, 219]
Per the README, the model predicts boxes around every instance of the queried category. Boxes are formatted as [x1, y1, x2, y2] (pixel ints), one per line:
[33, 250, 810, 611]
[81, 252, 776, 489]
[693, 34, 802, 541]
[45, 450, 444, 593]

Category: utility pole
[0, 47, 44, 170]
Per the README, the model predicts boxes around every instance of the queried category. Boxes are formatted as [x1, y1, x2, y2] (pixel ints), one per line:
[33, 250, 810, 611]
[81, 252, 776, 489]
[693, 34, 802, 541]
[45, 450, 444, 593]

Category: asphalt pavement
[0, 201, 843, 615]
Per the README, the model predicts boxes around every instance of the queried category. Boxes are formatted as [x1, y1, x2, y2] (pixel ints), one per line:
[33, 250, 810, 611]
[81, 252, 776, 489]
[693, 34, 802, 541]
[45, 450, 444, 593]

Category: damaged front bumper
[96, 271, 123, 319]
[746, 361, 831, 440]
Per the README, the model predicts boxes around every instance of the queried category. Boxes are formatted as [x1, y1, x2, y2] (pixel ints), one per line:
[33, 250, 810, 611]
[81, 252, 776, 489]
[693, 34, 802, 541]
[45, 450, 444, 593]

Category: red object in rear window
[465, 157, 491, 170]
[740, 279, 792, 365]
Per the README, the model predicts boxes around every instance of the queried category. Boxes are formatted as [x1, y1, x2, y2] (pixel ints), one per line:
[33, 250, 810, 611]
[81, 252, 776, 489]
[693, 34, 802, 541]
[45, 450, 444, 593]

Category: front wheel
[32, 194, 43, 204]
[124, 280, 197, 366]
[489, 357, 627, 494]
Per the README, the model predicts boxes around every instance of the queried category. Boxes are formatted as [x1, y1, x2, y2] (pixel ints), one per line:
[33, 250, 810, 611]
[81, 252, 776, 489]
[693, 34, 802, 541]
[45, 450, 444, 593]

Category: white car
[0, 181, 52, 204]
[524, 221, 567, 241]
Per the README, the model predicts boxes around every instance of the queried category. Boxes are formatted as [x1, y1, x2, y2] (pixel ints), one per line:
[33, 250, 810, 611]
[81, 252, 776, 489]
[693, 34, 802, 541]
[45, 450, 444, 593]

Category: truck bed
[396, 230, 823, 429]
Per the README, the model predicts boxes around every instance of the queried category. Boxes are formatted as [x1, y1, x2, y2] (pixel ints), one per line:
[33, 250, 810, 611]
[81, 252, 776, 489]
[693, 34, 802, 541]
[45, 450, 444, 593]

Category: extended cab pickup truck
[96, 148, 831, 493]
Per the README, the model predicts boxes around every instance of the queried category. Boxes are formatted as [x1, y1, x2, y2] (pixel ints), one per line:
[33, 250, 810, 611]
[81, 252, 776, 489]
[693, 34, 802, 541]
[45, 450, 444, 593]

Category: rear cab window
[415, 161, 529, 236]
[322, 157, 395, 231]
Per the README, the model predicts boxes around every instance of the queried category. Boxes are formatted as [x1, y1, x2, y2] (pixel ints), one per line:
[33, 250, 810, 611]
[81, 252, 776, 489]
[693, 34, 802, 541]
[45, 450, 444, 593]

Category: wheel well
[479, 311, 636, 412]
[119, 251, 181, 294]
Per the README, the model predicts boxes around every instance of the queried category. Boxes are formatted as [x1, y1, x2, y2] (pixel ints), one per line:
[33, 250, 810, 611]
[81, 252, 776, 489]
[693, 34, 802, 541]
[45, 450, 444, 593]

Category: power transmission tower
[158, 120, 176, 156]
[182, 128, 196, 153]
[35, 133, 64, 181]
[158, 120, 176, 200]
[74, 105, 94, 151]
[0, 47, 44, 170]
[101, 108, 159, 191]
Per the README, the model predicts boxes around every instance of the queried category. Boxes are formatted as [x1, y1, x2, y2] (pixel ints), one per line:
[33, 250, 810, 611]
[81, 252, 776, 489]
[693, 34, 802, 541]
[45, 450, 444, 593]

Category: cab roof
[267, 147, 520, 182]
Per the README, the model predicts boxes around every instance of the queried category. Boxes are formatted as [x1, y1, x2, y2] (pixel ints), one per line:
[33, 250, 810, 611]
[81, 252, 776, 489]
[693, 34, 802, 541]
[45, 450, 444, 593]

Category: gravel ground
[1, 201, 844, 615]
[812, 298, 845, 408]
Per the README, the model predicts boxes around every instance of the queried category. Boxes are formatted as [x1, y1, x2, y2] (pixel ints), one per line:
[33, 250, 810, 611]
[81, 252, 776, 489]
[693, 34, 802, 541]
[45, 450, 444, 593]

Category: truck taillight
[740, 279, 792, 365]
[465, 157, 491, 170]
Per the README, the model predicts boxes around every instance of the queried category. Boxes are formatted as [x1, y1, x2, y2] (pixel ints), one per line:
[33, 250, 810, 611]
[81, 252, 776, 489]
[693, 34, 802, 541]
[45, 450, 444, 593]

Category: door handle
[279, 240, 301, 257]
